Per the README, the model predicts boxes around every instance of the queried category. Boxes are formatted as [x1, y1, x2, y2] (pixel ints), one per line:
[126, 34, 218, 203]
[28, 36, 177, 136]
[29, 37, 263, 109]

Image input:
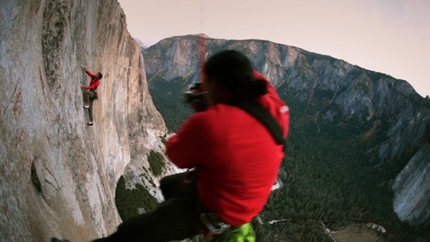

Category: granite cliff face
[392, 144, 430, 227]
[143, 35, 430, 226]
[0, 0, 169, 241]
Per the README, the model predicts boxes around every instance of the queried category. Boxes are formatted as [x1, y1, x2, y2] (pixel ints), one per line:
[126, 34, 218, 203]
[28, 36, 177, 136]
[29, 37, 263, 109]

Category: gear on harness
[200, 215, 256, 242]
[201, 212, 230, 235]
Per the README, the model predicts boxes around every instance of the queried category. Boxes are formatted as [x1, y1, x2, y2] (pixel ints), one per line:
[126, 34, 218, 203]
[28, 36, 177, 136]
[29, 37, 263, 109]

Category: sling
[229, 98, 285, 146]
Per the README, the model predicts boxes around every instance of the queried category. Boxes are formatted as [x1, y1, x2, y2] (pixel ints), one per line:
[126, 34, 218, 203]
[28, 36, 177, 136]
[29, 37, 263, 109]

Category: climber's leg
[91, 197, 200, 242]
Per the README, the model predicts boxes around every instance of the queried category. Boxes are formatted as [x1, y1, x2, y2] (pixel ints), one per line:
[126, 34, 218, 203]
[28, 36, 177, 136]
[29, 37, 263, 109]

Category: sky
[118, 0, 429, 97]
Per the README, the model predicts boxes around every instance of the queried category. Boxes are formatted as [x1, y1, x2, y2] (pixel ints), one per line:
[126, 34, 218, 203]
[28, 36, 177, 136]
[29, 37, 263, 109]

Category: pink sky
[118, 0, 429, 97]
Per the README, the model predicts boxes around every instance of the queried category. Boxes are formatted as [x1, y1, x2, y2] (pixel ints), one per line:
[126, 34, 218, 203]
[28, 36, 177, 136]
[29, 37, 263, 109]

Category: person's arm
[166, 113, 209, 168]
[81, 65, 98, 89]
[81, 65, 95, 78]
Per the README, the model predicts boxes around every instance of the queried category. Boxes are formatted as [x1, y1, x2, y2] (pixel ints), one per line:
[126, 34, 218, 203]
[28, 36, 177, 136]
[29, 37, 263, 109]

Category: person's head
[203, 50, 267, 104]
[96, 72, 103, 80]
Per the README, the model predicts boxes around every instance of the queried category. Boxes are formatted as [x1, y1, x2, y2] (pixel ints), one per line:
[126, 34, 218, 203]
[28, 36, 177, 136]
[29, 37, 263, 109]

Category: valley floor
[330, 223, 384, 242]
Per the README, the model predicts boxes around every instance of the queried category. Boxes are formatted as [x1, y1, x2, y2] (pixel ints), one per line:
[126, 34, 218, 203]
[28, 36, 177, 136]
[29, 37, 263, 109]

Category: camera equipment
[184, 82, 209, 112]
[184, 82, 207, 103]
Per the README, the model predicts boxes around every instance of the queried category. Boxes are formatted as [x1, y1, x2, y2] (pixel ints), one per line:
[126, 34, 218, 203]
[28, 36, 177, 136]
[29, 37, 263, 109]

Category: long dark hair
[204, 50, 267, 100]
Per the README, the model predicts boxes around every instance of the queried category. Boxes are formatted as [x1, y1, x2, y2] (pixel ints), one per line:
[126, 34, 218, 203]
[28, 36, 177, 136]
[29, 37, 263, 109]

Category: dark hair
[97, 72, 103, 79]
[204, 50, 267, 100]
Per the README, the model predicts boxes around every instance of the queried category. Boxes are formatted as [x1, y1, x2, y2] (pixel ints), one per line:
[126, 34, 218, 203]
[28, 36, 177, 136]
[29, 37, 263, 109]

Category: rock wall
[392, 144, 430, 227]
[0, 0, 167, 241]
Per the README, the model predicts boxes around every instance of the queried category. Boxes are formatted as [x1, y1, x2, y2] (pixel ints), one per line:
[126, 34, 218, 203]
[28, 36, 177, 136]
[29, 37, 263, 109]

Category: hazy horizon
[118, 0, 429, 97]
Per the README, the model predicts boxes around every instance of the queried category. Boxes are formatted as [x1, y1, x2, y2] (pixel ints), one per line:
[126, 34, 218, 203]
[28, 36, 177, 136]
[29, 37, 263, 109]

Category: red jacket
[166, 71, 289, 226]
[85, 70, 100, 91]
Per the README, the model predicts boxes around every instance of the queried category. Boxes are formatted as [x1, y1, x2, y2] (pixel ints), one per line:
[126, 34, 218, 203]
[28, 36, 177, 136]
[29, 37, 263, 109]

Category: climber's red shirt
[85, 70, 100, 91]
[166, 71, 289, 226]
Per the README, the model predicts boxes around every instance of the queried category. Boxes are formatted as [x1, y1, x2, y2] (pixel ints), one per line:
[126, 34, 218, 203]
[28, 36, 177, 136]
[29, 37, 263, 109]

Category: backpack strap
[228, 98, 285, 146]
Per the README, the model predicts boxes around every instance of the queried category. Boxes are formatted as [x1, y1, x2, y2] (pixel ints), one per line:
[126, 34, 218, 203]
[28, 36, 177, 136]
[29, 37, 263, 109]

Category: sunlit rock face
[392, 144, 430, 227]
[0, 0, 168, 241]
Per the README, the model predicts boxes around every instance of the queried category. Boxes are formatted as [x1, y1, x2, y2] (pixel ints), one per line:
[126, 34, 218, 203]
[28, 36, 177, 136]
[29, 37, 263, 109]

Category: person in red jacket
[167, 51, 289, 227]
[77, 50, 289, 242]
[81, 66, 102, 126]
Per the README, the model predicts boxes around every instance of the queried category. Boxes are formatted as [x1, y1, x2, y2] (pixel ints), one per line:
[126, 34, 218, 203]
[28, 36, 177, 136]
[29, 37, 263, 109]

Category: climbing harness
[200, 213, 256, 242]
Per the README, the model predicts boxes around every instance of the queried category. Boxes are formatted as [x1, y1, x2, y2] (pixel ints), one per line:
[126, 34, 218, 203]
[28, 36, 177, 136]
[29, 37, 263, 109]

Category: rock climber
[81, 65, 102, 126]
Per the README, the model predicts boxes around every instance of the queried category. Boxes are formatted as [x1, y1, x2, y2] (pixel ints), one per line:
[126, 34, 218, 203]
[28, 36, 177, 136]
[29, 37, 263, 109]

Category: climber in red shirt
[81, 66, 102, 126]
[85, 50, 289, 242]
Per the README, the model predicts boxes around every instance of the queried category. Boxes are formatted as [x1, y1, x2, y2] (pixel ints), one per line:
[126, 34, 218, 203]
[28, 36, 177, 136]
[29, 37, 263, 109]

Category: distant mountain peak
[197, 33, 209, 38]
[134, 38, 148, 48]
